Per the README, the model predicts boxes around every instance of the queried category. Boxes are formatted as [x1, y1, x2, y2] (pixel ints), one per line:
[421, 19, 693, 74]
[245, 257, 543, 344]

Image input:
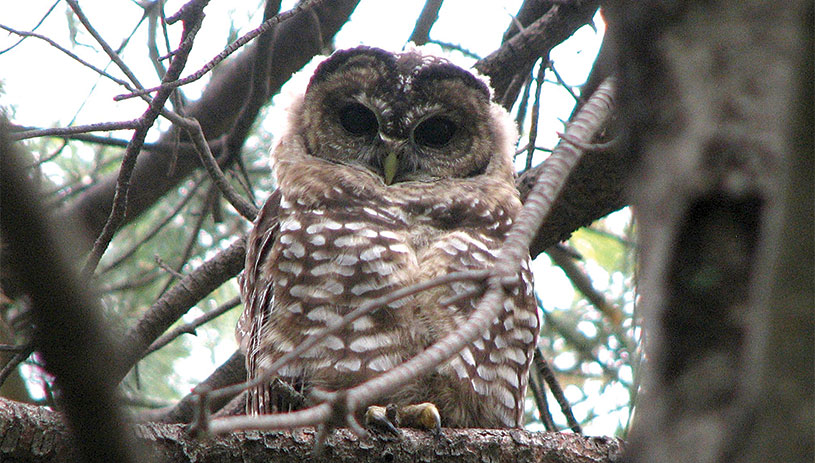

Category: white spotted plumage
[237, 46, 540, 428]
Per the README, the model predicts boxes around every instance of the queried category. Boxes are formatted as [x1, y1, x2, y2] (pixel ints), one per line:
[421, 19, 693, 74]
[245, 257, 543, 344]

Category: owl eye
[413, 116, 457, 149]
[338, 103, 378, 136]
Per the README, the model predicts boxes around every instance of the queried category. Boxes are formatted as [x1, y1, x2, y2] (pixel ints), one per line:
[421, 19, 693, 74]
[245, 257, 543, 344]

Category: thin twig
[154, 256, 186, 280]
[99, 175, 207, 274]
[513, 72, 533, 157]
[528, 364, 556, 431]
[65, 0, 148, 95]
[535, 347, 582, 433]
[525, 58, 549, 170]
[155, 186, 213, 296]
[547, 62, 580, 103]
[214, 0, 281, 213]
[112, 237, 246, 385]
[0, 0, 59, 54]
[115, 0, 325, 102]
[146, 296, 241, 355]
[0, 24, 136, 91]
[81, 0, 207, 278]
[179, 117, 258, 220]
[9, 127, 226, 156]
[11, 120, 145, 141]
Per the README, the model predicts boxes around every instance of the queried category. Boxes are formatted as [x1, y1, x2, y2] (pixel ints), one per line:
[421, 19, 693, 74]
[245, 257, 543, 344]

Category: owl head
[279, 46, 518, 187]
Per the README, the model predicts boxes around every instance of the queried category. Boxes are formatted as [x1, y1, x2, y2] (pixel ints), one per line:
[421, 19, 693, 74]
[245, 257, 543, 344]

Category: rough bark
[0, 398, 624, 463]
[605, 1, 813, 462]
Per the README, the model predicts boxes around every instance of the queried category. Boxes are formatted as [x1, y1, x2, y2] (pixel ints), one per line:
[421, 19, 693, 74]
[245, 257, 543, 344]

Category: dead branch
[477, 1, 599, 106]
[80, 0, 207, 277]
[112, 237, 246, 385]
[61, 0, 360, 250]
[146, 296, 241, 355]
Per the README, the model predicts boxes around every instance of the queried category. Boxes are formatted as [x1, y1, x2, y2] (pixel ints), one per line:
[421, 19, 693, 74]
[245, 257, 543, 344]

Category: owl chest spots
[264, 200, 420, 379]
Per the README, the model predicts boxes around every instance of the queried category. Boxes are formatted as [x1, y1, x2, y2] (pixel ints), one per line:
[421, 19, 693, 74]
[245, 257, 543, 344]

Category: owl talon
[399, 402, 441, 434]
[364, 405, 401, 435]
[364, 402, 441, 435]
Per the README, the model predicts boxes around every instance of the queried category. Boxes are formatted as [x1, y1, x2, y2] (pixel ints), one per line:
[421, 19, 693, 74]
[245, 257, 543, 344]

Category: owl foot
[364, 402, 441, 436]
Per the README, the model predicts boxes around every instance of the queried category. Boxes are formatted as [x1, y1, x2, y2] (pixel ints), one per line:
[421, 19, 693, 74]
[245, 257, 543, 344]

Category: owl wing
[418, 228, 539, 428]
[237, 189, 281, 414]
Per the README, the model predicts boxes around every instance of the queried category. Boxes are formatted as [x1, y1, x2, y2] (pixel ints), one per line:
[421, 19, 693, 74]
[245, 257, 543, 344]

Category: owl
[237, 46, 540, 430]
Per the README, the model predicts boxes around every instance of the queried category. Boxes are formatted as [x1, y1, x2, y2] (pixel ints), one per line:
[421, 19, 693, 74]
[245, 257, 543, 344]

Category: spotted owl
[237, 46, 540, 429]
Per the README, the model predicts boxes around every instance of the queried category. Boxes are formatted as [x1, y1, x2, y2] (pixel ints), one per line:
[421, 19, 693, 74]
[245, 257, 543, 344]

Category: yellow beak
[383, 151, 398, 185]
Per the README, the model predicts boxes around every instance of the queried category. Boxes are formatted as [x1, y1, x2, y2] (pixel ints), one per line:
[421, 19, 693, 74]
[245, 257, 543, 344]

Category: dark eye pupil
[414, 116, 456, 148]
[339, 103, 378, 135]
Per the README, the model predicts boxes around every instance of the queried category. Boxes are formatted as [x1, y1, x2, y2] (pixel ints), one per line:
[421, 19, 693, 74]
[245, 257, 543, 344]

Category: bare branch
[145, 296, 241, 355]
[99, 175, 207, 274]
[0, 23, 136, 91]
[524, 58, 548, 170]
[62, 0, 359, 251]
[535, 348, 581, 433]
[81, 0, 207, 277]
[408, 0, 444, 45]
[65, 0, 149, 94]
[476, 1, 599, 104]
[115, 0, 327, 102]
[179, 117, 259, 220]
[11, 120, 145, 141]
[112, 237, 246, 385]
[0, 0, 59, 54]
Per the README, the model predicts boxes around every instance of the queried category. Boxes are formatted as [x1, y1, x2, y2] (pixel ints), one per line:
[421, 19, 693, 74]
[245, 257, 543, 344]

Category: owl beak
[383, 151, 398, 185]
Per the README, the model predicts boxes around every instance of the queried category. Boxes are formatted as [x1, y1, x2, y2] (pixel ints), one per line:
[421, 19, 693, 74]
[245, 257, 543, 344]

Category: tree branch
[476, 1, 599, 106]
[79, 0, 207, 277]
[408, 0, 444, 45]
[113, 237, 246, 385]
[61, 0, 360, 252]
[0, 397, 624, 463]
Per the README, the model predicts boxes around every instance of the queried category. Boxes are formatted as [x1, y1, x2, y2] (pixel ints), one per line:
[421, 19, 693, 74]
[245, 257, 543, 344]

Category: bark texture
[0, 398, 624, 463]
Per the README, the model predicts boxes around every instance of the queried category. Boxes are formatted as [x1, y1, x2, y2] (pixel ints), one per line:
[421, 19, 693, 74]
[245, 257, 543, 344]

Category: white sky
[2, 0, 627, 436]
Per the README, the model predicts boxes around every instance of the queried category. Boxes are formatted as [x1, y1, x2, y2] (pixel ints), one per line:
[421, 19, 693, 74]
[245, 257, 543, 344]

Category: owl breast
[257, 189, 421, 390]
[241, 156, 538, 427]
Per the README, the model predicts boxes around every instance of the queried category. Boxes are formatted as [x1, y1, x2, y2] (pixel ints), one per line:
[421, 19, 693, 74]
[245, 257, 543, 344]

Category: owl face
[295, 46, 504, 184]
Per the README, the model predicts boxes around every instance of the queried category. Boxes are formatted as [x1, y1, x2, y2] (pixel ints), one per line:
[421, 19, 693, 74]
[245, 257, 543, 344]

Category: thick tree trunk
[606, 1, 813, 462]
[0, 398, 624, 463]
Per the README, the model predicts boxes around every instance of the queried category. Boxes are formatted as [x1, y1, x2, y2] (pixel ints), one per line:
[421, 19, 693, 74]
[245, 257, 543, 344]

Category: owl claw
[364, 405, 400, 435]
[400, 402, 441, 434]
[364, 402, 442, 435]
